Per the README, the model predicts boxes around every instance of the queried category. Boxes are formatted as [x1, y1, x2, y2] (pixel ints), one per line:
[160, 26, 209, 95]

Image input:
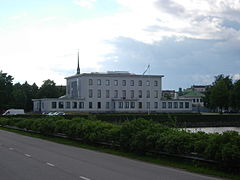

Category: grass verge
[0, 126, 239, 180]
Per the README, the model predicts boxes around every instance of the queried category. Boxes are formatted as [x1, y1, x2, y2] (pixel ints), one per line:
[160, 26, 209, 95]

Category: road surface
[0, 129, 223, 180]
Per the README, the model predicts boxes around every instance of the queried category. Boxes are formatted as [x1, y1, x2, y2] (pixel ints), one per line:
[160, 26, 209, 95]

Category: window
[154, 90, 158, 98]
[138, 102, 142, 109]
[162, 102, 166, 109]
[193, 99, 196, 103]
[114, 80, 118, 86]
[97, 79, 101, 85]
[147, 90, 150, 98]
[125, 102, 129, 108]
[174, 102, 178, 108]
[89, 102, 93, 109]
[197, 99, 199, 102]
[89, 79, 93, 85]
[130, 90, 134, 98]
[58, 102, 64, 109]
[138, 90, 142, 98]
[66, 102, 70, 109]
[72, 102, 77, 109]
[130, 102, 135, 108]
[147, 102, 150, 109]
[89, 89, 93, 98]
[146, 80, 150, 86]
[154, 81, 158, 86]
[122, 80, 126, 86]
[97, 102, 101, 109]
[168, 102, 172, 108]
[118, 102, 123, 109]
[97, 89, 101, 98]
[106, 80, 110, 86]
[52, 102, 57, 109]
[138, 80, 142, 86]
[185, 102, 189, 108]
[130, 80, 134, 86]
[122, 90, 126, 98]
[179, 102, 183, 108]
[106, 102, 110, 109]
[106, 90, 110, 98]
[41, 102, 44, 109]
[79, 102, 84, 109]
[113, 102, 116, 109]
[154, 102, 158, 109]
[114, 90, 118, 98]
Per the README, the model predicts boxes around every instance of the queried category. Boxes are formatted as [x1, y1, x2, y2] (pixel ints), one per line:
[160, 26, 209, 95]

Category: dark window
[89, 102, 92, 109]
[58, 102, 64, 109]
[138, 80, 142, 86]
[185, 102, 189, 108]
[97, 102, 101, 109]
[130, 80, 134, 86]
[79, 102, 84, 109]
[174, 102, 178, 108]
[52, 102, 57, 109]
[180, 102, 183, 108]
[66, 102, 70, 109]
[130, 102, 135, 108]
[138, 102, 142, 109]
[72, 102, 77, 109]
[162, 102, 166, 109]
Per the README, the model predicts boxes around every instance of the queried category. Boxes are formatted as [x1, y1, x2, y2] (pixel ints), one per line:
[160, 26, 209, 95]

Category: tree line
[0, 71, 65, 112]
[203, 74, 240, 112]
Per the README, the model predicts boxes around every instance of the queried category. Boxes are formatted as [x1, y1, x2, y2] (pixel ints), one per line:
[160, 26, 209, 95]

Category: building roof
[65, 71, 164, 79]
[180, 89, 204, 98]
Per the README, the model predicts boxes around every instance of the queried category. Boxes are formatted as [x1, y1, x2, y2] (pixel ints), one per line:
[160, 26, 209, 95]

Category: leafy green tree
[0, 71, 14, 109]
[37, 79, 61, 98]
[231, 80, 240, 111]
[209, 75, 233, 112]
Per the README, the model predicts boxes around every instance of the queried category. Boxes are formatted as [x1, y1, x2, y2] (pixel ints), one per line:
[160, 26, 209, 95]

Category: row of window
[89, 89, 159, 98]
[51, 101, 190, 109]
[192, 98, 203, 103]
[162, 101, 190, 109]
[89, 79, 158, 87]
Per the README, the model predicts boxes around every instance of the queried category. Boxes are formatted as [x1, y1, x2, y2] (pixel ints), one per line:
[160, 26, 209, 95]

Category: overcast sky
[1, 0, 240, 90]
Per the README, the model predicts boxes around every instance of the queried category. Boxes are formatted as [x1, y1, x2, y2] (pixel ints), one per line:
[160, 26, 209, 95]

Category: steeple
[77, 50, 80, 74]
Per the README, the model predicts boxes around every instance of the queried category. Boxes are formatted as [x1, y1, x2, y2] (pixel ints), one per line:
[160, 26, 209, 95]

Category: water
[183, 127, 240, 134]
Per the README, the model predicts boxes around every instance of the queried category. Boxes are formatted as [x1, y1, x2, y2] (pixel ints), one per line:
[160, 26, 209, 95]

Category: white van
[2, 109, 25, 115]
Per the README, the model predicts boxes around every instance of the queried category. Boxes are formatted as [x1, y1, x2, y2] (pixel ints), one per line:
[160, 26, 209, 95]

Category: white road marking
[9, 147, 14, 150]
[79, 176, 91, 180]
[46, 162, 55, 167]
[25, 154, 31, 157]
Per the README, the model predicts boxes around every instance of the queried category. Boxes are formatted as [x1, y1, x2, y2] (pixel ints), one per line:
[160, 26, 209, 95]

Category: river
[183, 127, 240, 134]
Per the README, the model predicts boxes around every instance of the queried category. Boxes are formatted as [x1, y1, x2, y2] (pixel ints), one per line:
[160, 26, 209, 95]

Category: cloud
[102, 36, 240, 89]
[155, 0, 185, 16]
[74, 0, 96, 8]
[9, 12, 28, 20]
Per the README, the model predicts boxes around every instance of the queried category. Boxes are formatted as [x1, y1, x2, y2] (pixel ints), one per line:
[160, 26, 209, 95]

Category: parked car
[2, 109, 25, 115]
[47, 112, 65, 116]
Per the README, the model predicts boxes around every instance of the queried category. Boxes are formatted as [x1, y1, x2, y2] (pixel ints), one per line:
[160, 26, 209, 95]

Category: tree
[231, 80, 240, 111]
[0, 71, 14, 109]
[37, 79, 61, 98]
[209, 75, 233, 112]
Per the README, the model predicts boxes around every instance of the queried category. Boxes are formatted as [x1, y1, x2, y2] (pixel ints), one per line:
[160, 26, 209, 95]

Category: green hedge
[2, 113, 240, 127]
[0, 117, 239, 168]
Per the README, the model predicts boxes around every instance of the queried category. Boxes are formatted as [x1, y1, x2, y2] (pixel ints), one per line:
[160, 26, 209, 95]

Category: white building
[33, 55, 192, 113]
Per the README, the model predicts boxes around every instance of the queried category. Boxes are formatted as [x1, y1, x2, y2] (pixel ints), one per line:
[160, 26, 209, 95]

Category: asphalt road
[0, 129, 223, 180]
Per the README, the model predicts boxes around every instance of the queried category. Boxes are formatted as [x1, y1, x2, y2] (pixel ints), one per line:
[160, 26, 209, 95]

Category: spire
[77, 49, 80, 74]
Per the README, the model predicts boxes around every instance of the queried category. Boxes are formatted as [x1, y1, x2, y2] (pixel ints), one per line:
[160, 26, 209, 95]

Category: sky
[0, 0, 240, 90]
